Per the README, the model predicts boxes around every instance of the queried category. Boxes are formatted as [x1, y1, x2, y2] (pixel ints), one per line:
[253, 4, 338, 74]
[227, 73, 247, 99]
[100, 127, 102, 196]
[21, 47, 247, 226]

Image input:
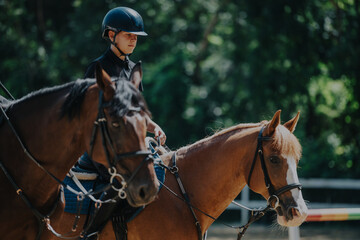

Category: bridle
[247, 126, 302, 209]
[87, 90, 154, 199]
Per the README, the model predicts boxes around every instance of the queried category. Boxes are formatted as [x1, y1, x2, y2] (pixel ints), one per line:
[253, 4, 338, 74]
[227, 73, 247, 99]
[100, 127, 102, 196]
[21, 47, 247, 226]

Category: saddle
[63, 138, 167, 240]
[63, 153, 104, 215]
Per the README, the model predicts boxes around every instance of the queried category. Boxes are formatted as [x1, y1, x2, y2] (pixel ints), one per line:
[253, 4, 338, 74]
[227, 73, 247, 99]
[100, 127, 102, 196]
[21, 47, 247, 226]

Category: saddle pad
[64, 139, 166, 217]
[63, 177, 97, 214]
[150, 143, 165, 186]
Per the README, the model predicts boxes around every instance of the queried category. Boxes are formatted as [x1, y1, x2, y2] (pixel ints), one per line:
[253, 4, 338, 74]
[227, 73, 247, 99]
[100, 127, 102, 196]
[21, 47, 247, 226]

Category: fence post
[241, 186, 250, 225]
[288, 227, 300, 240]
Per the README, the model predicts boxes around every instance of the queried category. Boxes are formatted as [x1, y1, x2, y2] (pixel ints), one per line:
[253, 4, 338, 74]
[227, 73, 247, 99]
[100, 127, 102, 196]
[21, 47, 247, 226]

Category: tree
[1, 0, 359, 178]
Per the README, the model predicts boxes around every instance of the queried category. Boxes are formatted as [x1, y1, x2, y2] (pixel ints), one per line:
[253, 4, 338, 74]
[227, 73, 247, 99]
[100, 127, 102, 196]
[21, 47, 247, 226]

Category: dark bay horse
[0, 64, 159, 240]
[72, 110, 307, 240]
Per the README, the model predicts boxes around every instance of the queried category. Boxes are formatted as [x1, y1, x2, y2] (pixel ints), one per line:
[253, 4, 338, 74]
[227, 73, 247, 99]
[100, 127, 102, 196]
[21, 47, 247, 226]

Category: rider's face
[109, 31, 137, 56]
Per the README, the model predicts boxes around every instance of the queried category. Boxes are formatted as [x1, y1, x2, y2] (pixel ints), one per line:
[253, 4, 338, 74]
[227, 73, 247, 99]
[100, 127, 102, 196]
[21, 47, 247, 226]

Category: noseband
[88, 90, 154, 199]
[247, 127, 302, 208]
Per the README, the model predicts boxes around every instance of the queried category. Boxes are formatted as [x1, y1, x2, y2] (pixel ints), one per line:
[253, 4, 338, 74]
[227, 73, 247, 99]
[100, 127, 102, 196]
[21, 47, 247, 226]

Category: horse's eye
[112, 122, 120, 128]
[269, 156, 280, 164]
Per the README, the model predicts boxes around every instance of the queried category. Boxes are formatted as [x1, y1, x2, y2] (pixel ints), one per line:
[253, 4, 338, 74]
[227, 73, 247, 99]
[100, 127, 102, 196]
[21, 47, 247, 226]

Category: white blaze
[277, 155, 308, 227]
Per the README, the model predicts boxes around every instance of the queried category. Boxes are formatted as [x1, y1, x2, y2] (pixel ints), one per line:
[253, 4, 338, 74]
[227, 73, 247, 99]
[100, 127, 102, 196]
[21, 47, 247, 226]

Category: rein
[159, 126, 302, 240]
[0, 87, 153, 239]
[0, 158, 61, 240]
[0, 81, 15, 100]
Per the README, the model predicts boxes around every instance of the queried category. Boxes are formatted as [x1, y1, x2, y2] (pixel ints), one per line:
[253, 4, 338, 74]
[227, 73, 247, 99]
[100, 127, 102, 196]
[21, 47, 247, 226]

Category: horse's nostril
[276, 206, 284, 216]
[287, 207, 299, 220]
[139, 186, 146, 200]
[293, 208, 299, 217]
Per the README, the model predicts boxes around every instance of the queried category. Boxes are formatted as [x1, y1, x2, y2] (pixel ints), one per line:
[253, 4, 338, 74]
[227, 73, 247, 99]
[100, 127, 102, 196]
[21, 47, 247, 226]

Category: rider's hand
[146, 116, 167, 145]
[154, 125, 166, 145]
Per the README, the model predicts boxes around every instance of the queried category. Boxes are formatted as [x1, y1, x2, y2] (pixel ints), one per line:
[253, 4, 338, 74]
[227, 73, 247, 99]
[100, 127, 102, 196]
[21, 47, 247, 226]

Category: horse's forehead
[130, 113, 146, 130]
[272, 126, 302, 162]
[124, 112, 147, 146]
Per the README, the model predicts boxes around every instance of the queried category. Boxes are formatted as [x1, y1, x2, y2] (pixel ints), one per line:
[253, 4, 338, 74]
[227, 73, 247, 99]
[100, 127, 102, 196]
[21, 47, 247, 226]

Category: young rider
[80, 7, 166, 239]
[85, 6, 166, 144]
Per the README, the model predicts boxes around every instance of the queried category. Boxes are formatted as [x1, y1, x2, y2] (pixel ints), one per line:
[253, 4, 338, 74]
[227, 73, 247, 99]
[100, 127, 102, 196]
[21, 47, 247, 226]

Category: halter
[247, 126, 302, 208]
[87, 90, 154, 199]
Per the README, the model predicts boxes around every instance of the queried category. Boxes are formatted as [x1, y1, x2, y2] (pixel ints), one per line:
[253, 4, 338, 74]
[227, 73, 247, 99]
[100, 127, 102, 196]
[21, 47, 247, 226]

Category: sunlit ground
[207, 222, 360, 240]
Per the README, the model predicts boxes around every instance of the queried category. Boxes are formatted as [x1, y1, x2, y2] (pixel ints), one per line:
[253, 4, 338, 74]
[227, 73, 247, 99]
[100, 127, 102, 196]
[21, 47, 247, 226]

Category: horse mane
[60, 78, 151, 120]
[181, 120, 302, 162]
[60, 79, 94, 119]
[180, 122, 264, 152]
[2, 82, 76, 111]
[108, 79, 151, 118]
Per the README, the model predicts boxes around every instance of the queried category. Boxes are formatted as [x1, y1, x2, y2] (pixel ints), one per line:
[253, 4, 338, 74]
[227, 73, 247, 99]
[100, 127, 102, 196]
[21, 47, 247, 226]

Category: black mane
[108, 79, 151, 118]
[3, 81, 75, 107]
[60, 79, 95, 119]
[60, 79, 150, 120]
[1, 79, 149, 124]
[0, 81, 76, 125]
[0, 81, 76, 113]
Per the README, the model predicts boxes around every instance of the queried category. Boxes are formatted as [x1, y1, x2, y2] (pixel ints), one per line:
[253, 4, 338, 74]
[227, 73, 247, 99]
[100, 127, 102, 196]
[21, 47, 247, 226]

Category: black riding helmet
[102, 7, 148, 39]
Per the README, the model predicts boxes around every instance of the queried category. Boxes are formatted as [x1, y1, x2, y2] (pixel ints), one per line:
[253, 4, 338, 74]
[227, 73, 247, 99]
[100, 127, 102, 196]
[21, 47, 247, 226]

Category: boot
[81, 189, 118, 239]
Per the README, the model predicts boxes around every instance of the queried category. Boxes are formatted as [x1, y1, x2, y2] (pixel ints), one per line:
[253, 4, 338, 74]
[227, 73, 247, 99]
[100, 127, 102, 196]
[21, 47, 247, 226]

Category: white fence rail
[227, 178, 360, 238]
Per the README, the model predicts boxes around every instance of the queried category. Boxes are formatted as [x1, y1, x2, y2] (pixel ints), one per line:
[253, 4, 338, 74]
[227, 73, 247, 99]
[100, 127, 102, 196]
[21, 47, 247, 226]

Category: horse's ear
[95, 62, 115, 101]
[264, 110, 281, 136]
[130, 61, 143, 89]
[284, 111, 300, 133]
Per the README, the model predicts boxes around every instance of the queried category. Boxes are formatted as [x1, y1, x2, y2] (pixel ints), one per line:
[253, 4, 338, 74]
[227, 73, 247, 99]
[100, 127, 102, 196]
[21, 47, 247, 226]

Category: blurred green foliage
[1, 0, 359, 178]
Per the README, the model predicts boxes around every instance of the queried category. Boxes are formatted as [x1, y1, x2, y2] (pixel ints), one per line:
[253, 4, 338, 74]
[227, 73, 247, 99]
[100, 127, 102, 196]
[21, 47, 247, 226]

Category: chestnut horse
[57, 110, 308, 239]
[0, 64, 159, 240]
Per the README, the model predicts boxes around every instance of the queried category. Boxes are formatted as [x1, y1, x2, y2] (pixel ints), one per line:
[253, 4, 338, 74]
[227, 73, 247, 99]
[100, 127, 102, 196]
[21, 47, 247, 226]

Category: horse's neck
[1, 87, 96, 206]
[175, 127, 257, 226]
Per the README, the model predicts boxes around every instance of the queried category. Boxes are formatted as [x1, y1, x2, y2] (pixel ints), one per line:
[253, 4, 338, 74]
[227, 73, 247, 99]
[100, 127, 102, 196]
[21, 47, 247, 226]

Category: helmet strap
[110, 31, 131, 65]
